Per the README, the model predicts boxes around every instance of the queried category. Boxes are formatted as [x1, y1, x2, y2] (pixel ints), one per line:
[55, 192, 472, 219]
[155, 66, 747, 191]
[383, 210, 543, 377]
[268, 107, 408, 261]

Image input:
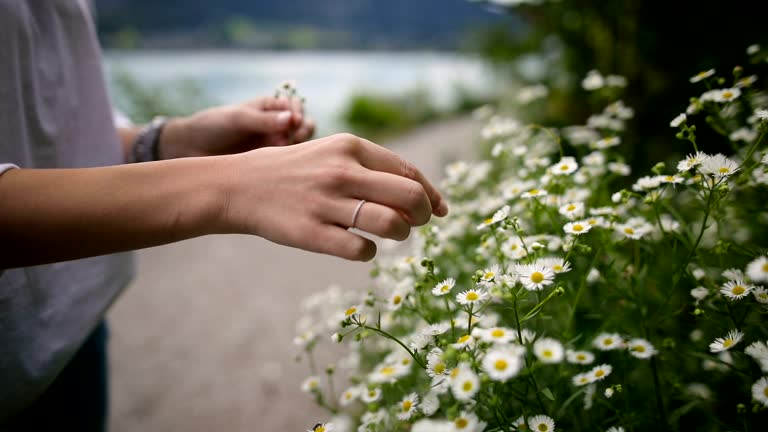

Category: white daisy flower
[341, 304, 362, 321]
[606, 75, 628, 88]
[451, 411, 484, 431]
[676, 151, 708, 172]
[521, 188, 548, 199]
[339, 386, 361, 406]
[516, 328, 537, 344]
[451, 334, 475, 349]
[537, 256, 572, 274]
[427, 348, 448, 378]
[747, 256, 768, 282]
[627, 338, 657, 359]
[589, 364, 613, 382]
[432, 278, 456, 296]
[514, 264, 556, 291]
[607, 161, 631, 176]
[670, 113, 687, 127]
[361, 387, 382, 403]
[551, 156, 579, 175]
[482, 346, 524, 382]
[720, 279, 754, 300]
[293, 331, 317, 348]
[388, 291, 406, 311]
[752, 286, 768, 304]
[369, 362, 409, 383]
[583, 151, 606, 166]
[745, 341, 768, 362]
[301, 376, 321, 393]
[709, 329, 744, 353]
[559, 202, 585, 219]
[474, 326, 516, 344]
[757, 109, 768, 121]
[737, 75, 758, 88]
[582, 70, 605, 90]
[564, 220, 592, 235]
[456, 288, 490, 306]
[592, 136, 621, 149]
[604, 388, 615, 398]
[699, 153, 739, 178]
[747, 45, 761, 55]
[752, 377, 768, 407]
[307, 422, 334, 432]
[722, 267, 744, 280]
[566, 349, 595, 365]
[632, 175, 663, 191]
[477, 205, 510, 230]
[690, 286, 709, 302]
[587, 268, 601, 284]
[690, 69, 715, 83]
[450, 364, 480, 401]
[615, 221, 651, 240]
[419, 391, 440, 417]
[396, 393, 419, 420]
[528, 415, 556, 432]
[572, 372, 592, 386]
[594, 332, 624, 351]
[730, 127, 757, 142]
[660, 174, 684, 184]
[479, 264, 502, 286]
[512, 416, 527, 430]
[409, 333, 433, 351]
[606, 427, 625, 432]
[533, 337, 565, 363]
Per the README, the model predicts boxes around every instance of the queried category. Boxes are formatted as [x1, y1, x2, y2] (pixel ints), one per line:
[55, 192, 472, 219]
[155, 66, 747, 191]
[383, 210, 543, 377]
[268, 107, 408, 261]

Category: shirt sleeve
[0, 164, 19, 176]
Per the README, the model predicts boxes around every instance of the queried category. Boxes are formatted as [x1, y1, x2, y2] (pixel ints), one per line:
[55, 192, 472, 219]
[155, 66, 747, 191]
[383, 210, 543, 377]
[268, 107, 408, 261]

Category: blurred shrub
[111, 68, 210, 123]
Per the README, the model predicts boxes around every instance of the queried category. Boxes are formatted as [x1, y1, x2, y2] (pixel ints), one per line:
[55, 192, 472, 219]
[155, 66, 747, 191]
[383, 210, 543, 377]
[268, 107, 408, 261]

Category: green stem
[513, 292, 546, 413]
[359, 323, 426, 369]
[649, 356, 669, 432]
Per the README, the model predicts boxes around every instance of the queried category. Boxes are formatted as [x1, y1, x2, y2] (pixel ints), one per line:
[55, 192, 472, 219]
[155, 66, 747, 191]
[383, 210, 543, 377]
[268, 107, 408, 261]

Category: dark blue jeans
[5, 321, 110, 431]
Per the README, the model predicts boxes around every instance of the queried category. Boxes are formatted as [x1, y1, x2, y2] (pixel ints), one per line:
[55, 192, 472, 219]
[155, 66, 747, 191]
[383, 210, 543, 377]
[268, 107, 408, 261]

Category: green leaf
[541, 387, 555, 401]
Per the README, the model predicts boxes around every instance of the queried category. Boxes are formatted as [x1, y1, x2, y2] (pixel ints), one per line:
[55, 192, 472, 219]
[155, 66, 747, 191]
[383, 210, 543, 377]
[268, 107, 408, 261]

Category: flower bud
[331, 333, 343, 343]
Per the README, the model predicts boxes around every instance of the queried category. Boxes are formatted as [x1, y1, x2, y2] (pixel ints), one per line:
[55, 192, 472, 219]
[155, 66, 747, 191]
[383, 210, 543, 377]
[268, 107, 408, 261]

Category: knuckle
[324, 163, 356, 188]
[333, 133, 362, 155]
[399, 157, 416, 179]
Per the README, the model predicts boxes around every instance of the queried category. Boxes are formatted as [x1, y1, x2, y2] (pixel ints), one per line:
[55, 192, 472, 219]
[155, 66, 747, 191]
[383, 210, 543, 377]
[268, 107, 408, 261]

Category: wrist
[157, 116, 193, 160]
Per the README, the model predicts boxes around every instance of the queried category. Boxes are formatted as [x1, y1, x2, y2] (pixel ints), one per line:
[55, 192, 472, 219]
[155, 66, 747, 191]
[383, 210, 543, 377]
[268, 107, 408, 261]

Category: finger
[326, 199, 410, 240]
[309, 224, 377, 261]
[236, 108, 293, 133]
[257, 97, 305, 116]
[294, 118, 316, 143]
[341, 170, 432, 226]
[356, 139, 448, 216]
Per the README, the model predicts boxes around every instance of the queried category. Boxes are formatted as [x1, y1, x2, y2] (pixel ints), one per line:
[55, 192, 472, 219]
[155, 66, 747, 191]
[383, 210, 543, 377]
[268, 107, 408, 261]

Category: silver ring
[351, 199, 366, 228]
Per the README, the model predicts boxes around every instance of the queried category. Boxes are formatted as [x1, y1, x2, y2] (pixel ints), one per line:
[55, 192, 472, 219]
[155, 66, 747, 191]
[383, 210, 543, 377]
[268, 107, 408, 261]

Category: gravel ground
[108, 117, 479, 431]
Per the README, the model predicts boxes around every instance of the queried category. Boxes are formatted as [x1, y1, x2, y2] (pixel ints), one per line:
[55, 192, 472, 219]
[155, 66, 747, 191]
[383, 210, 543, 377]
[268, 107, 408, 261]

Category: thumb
[242, 109, 293, 133]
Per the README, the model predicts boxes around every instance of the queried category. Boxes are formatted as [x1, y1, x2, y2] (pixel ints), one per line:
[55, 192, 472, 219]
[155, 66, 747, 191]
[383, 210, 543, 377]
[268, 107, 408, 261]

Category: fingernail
[276, 111, 292, 127]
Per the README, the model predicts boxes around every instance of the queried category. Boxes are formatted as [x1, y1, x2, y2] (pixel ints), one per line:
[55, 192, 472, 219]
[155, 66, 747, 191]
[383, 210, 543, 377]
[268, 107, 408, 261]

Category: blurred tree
[111, 69, 210, 123]
[469, 0, 767, 171]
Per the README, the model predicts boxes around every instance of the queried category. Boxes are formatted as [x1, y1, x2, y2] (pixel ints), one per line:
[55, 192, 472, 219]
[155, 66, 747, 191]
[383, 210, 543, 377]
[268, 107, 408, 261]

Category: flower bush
[294, 53, 768, 432]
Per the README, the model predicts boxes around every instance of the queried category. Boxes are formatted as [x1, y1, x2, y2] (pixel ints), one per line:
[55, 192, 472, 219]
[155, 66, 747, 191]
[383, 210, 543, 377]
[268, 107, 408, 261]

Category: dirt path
[107, 116, 479, 431]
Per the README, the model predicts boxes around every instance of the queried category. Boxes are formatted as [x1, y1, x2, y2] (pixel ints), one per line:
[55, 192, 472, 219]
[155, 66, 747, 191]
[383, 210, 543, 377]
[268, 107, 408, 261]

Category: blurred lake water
[103, 50, 494, 136]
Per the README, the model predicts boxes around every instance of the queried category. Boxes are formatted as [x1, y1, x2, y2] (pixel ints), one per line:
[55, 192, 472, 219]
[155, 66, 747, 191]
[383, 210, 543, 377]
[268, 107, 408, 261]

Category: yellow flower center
[572, 224, 584, 232]
[579, 377, 589, 384]
[543, 350, 553, 358]
[529, 189, 539, 195]
[402, 358, 411, 365]
[624, 227, 635, 235]
[560, 164, 570, 171]
[466, 292, 479, 301]
[510, 244, 519, 250]
[538, 424, 549, 432]
[484, 218, 493, 224]
[441, 285, 450, 292]
[665, 176, 675, 181]
[718, 167, 730, 174]
[764, 387, 768, 398]
[492, 329, 505, 338]
[393, 295, 402, 305]
[458, 335, 471, 344]
[380, 366, 395, 376]
[763, 263, 768, 272]
[316, 427, 326, 432]
[402, 400, 412, 411]
[434, 363, 446, 374]
[463, 380, 474, 391]
[553, 265, 562, 271]
[595, 369, 605, 378]
[576, 354, 586, 361]
[455, 418, 469, 429]
[567, 204, 576, 211]
[495, 359, 508, 371]
[531, 272, 545, 283]
[344, 307, 357, 316]
[634, 345, 646, 352]
[732, 285, 745, 295]
[723, 91, 733, 99]
[603, 338, 614, 346]
[450, 368, 460, 378]
[369, 391, 377, 398]
[723, 339, 733, 348]
[484, 272, 495, 279]
[345, 392, 352, 400]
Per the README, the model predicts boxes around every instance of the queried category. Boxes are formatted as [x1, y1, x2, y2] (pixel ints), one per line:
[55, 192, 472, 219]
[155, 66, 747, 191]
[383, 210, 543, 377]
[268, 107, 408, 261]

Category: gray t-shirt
[0, 0, 134, 418]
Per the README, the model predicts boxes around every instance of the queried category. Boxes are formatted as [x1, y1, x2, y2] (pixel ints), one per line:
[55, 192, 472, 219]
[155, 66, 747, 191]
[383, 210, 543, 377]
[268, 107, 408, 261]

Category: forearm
[0, 156, 229, 268]
[118, 117, 191, 162]
[117, 125, 141, 162]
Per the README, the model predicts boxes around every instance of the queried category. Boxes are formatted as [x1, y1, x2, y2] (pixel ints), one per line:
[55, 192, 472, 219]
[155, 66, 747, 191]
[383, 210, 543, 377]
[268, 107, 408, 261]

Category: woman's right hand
[216, 133, 449, 261]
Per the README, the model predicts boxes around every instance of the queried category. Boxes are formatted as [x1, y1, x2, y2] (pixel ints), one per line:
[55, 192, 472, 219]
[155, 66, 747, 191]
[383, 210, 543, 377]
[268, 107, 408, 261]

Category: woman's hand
[159, 96, 315, 159]
[218, 133, 448, 261]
